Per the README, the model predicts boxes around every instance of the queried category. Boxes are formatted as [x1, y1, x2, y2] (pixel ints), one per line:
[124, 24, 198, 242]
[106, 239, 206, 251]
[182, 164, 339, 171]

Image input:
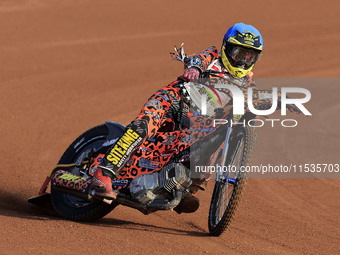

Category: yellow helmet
[221, 23, 263, 79]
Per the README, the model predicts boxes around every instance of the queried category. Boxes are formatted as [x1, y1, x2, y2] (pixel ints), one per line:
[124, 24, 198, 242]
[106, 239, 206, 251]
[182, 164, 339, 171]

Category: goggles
[226, 45, 261, 67]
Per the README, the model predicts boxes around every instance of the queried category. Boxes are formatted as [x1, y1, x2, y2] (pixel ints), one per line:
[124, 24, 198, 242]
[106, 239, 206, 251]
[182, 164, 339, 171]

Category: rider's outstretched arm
[184, 46, 219, 72]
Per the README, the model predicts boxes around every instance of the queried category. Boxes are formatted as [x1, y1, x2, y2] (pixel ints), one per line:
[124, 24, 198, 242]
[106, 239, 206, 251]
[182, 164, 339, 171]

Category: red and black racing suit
[99, 46, 257, 181]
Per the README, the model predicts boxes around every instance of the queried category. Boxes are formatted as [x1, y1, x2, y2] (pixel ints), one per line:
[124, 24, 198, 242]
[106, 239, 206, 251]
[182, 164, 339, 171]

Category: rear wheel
[208, 125, 256, 236]
[51, 124, 122, 221]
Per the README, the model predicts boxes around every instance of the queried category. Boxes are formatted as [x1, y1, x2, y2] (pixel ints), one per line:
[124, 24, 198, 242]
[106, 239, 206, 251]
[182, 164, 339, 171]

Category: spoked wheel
[51, 124, 123, 221]
[208, 125, 256, 236]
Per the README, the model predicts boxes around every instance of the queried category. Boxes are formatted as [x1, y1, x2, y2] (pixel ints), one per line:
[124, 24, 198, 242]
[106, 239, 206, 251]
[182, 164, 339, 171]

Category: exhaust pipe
[51, 170, 183, 209]
[51, 170, 114, 204]
[51, 170, 92, 192]
[51, 170, 93, 199]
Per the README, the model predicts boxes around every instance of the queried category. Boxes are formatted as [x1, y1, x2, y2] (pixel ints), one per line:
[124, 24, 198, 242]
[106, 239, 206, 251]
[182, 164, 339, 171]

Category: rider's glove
[183, 67, 200, 81]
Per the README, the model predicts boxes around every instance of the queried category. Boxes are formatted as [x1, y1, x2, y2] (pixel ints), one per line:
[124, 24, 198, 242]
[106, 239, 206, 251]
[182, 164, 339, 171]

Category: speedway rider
[91, 23, 264, 213]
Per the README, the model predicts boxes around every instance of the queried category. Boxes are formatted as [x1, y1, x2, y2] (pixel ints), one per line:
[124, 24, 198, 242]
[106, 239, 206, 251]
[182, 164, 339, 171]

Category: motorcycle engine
[129, 163, 191, 204]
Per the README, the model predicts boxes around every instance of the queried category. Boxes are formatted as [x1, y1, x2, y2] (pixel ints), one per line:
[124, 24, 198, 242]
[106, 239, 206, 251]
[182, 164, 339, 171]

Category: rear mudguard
[103, 121, 126, 145]
[28, 122, 125, 205]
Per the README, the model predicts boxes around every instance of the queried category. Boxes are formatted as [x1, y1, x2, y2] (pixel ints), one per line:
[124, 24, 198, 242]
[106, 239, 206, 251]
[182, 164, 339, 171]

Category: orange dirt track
[0, 0, 339, 254]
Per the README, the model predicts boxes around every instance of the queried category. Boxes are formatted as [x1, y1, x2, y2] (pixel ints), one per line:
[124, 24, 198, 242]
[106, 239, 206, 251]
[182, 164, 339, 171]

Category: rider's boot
[189, 178, 208, 193]
[174, 193, 200, 214]
[91, 166, 117, 200]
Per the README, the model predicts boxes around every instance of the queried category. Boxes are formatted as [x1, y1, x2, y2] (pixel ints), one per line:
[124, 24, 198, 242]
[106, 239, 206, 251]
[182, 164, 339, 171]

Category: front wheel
[208, 125, 256, 236]
[51, 124, 124, 221]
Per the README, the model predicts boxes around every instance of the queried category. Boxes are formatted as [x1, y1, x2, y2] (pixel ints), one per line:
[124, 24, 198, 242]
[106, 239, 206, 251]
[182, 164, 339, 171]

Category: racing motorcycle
[28, 46, 259, 236]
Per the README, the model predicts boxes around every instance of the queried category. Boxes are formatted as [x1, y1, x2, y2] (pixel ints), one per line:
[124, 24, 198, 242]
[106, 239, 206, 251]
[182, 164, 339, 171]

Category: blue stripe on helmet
[224, 23, 263, 48]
